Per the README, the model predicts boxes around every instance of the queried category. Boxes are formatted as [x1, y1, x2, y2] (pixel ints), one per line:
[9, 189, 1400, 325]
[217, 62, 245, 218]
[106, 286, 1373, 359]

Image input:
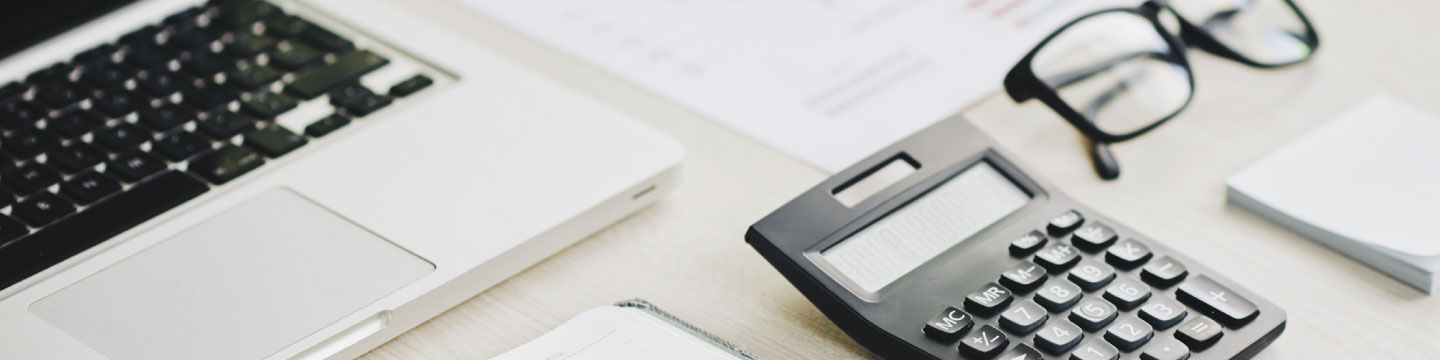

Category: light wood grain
[359, 0, 1440, 358]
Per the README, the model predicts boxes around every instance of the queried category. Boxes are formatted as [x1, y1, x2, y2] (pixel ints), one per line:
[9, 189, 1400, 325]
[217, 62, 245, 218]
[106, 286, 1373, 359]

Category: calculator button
[923, 307, 974, 342]
[1035, 319, 1084, 354]
[1070, 222, 1117, 252]
[1010, 230, 1048, 257]
[958, 325, 1008, 359]
[1141, 256, 1188, 287]
[1176, 275, 1259, 327]
[1175, 316, 1223, 350]
[999, 344, 1042, 360]
[1068, 298, 1118, 332]
[1103, 315, 1154, 352]
[1000, 260, 1048, 293]
[1047, 210, 1084, 235]
[1138, 297, 1188, 330]
[1102, 277, 1151, 311]
[1140, 338, 1191, 360]
[964, 282, 1014, 316]
[1067, 260, 1116, 292]
[1069, 338, 1119, 360]
[1035, 281, 1083, 312]
[1104, 239, 1152, 269]
[1034, 243, 1080, 272]
[999, 300, 1048, 335]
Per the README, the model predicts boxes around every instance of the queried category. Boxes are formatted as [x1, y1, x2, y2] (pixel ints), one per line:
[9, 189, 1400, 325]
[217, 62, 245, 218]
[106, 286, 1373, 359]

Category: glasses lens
[1033, 12, 1193, 137]
[1170, 0, 1315, 65]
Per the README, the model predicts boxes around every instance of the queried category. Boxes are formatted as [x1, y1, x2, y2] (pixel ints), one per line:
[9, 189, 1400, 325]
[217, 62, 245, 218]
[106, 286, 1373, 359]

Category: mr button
[964, 282, 1013, 316]
[923, 307, 974, 341]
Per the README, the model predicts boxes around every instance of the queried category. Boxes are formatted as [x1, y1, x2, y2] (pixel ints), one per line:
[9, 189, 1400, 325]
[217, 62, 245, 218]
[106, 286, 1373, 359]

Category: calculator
[746, 116, 1284, 359]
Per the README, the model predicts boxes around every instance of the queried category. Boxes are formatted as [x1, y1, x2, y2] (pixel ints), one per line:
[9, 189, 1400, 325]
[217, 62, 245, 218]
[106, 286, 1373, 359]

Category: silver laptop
[0, 0, 683, 358]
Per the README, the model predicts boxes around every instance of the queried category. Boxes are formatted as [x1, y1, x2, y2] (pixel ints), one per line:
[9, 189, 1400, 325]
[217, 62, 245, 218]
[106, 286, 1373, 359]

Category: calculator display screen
[822, 163, 1029, 292]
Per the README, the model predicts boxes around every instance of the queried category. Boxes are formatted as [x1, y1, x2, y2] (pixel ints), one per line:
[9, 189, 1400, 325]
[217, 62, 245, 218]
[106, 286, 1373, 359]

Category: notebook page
[492, 307, 739, 360]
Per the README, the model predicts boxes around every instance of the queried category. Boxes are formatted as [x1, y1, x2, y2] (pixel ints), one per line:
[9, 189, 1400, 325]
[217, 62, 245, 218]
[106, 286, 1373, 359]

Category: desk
[359, 0, 1440, 358]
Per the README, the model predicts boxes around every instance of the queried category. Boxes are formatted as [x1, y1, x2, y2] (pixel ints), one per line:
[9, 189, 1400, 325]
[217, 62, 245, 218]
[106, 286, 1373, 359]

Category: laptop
[0, 0, 683, 358]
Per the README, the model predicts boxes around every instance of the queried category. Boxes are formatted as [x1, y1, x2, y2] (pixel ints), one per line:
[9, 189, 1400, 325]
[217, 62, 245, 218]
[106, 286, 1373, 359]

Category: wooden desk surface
[360, 0, 1440, 358]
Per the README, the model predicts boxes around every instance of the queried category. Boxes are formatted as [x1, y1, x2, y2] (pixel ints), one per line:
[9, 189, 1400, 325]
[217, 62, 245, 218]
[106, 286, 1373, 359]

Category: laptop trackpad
[29, 188, 433, 360]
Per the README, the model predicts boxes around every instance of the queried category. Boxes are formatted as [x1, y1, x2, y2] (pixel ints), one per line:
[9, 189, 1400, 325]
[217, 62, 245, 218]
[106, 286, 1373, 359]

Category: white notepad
[1227, 93, 1440, 293]
[493, 301, 754, 360]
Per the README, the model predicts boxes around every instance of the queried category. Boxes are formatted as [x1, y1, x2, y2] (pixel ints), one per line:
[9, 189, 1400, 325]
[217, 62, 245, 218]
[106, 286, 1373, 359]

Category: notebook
[493, 300, 758, 360]
[1227, 93, 1440, 294]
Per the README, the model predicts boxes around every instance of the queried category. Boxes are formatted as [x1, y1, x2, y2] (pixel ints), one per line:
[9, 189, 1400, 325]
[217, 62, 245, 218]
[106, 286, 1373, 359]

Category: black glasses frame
[1004, 0, 1321, 145]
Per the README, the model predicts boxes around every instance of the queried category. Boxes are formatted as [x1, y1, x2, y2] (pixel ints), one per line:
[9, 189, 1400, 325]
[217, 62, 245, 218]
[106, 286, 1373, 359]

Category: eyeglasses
[1003, 0, 1319, 180]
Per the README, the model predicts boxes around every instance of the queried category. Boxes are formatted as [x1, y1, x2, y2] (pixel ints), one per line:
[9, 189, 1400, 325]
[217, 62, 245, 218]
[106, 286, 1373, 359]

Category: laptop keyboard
[0, 0, 434, 290]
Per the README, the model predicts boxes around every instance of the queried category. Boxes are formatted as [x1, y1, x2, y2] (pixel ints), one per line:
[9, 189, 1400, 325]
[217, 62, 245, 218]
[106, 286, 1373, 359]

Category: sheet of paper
[492, 306, 738, 360]
[458, 0, 1133, 172]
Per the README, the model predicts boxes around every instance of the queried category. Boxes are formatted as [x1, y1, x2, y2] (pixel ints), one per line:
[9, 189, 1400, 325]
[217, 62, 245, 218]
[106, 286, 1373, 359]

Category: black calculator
[746, 116, 1284, 359]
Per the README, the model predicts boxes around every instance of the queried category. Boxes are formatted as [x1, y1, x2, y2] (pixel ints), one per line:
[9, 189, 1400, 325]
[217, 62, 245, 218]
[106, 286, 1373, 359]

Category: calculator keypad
[921, 210, 1264, 359]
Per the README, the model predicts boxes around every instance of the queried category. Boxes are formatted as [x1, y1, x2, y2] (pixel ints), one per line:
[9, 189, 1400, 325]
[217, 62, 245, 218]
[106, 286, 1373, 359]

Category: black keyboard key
[81, 62, 130, 88]
[49, 110, 105, 138]
[1009, 229, 1047, 257]
[388, 74, 432, 97]
[1102, 277, 1151, 311]
[0, 214, 27, 245]
[1035, 320, 1084, 354]
[345, 93, 391, 117]
[1174, 316, 1223, 350]
[304, 114, 349, 137]
[1141, 256, 1189, 288]
[75, 43, 119, 64]
[1048, 210, 1084, 235]
[135, 69, 183, 96]
[0, 99, 45, 128]
[91, 90, 139, 118]
[223, 32, 277, 57]
[1033, 242, 1079, 272]
[139, 104, 193, 131]
[0, 82, 25, 100]
[328, 83, 373, 108]
[1072, 222, 1118, 252]
[27, 63, 74, 84]
[922, 306, 973, 341]
[1105, 238, 1152, 269]
[153, 131, 212, 161]
[957, 325, 1007, 359]
[269, 41, 323, 71]
[189, 145, 264, 184]
[107, 151, 167, 182]
[227, 64, 282, 91]
[1104, 316, 1154, 352]
[215, 0, 282, 28]
[122, 44, 176, 70]
[197, 110, 258, 138]
[178, 49, 226, 76]
[1071, 338, 1120, 360]
[1069, 298, 1118, 332]
[963, 282, 1013, 316]
[120, 25, 162, 47]
[165, 24, 220, 50]
[47, 143, 107, 173]
[999, 344, 1041, 360]
[61, 171, 121, 205]
[1177, 275, 1259, 327]
[241, 91, 297, 118]
[1036, 281, 1083, 312]
[1140, 338, 1190, 360]
[4, 128, 59, 158]
[1068, 259, 1116, 292]
[3, 163, 62, 195]
[244, 125, 306, 157]
[1138, 297, 1188, 330]
[0, 188, 14, 208]
[0, 171, 208, 290]
[94, 122, 153, 152]
[34, 81, 85, 108]
[13, 192, 75, 226]
[183, 79, 238, 110]
[264, 15, 309, 38]
[999, 260, 1047, 293]
[299, 23, 353, 52]
[286, 50, 389, 99]
[998, 300, 1048, 335]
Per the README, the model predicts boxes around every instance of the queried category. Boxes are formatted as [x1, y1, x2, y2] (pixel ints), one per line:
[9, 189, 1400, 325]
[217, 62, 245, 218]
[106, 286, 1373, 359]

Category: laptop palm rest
[28, 188, 434, 360]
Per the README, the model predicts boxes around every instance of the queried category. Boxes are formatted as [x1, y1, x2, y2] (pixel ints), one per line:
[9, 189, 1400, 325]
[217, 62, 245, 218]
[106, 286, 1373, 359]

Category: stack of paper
[1227, 93, 1440, 294]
